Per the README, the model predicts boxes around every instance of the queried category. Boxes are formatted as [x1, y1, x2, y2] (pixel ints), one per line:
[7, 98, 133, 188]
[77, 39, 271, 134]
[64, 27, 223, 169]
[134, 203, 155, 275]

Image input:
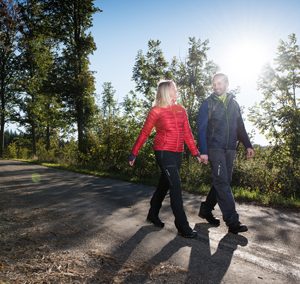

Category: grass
[232, 186, 300, 209]
[16, 159, 300, 210]
[22, 159, 158, 186]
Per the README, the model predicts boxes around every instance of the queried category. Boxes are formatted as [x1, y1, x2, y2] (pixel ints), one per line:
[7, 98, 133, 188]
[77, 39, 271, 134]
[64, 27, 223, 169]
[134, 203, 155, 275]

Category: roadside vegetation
[1, 1, 299, 210]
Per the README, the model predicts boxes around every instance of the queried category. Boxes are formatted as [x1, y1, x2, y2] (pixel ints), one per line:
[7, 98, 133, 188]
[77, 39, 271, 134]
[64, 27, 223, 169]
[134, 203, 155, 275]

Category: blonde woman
[128, 80, 201, 238]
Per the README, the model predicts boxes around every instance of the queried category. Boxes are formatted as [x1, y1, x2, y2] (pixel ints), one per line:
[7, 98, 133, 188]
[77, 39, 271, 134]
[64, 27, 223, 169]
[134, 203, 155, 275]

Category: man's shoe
[198, 203, 220, 226]
[146, 216, 164, 228]
[228, 222, 248, 234]
[178, 229, 198, 239]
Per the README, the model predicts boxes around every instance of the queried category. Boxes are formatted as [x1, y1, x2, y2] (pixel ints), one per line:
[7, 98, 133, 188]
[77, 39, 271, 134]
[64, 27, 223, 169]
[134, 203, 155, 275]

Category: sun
[220, 40, 269, 87]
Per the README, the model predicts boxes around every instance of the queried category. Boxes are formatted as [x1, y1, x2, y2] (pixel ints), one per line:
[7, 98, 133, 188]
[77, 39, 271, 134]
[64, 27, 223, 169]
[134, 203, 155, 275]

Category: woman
[128, 80, 201, 238]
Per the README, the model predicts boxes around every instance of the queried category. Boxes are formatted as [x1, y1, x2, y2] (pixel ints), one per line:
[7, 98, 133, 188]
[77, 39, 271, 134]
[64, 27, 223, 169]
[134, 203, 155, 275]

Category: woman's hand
[128, 153, 136, 166]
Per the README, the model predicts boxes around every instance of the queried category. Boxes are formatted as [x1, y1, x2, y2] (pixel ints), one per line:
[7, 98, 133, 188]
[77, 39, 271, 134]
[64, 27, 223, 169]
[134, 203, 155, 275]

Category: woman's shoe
[178, 229, 198, 239]
[146, 215, 165, 228]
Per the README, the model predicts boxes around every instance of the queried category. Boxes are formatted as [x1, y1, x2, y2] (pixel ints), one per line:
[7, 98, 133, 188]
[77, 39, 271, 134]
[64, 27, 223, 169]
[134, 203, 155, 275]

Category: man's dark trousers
[204, 148, 239, 226]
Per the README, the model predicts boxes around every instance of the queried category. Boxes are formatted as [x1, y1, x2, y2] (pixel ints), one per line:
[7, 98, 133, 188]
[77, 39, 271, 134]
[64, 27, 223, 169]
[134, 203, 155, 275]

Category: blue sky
[90, 0, 300, 145]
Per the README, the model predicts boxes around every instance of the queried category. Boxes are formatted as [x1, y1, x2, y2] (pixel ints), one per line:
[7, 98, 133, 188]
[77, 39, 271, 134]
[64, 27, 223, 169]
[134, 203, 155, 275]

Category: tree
[44, 0, 101, 154]
[100, 82, 118, 161]
[132, 39, 171, 110]
[17, 0, 55, 155]
[39, 58, 71, 151]
[249, 33, 300, 196]
[173, 37, 218, 132]
[0, 0, 20, 157]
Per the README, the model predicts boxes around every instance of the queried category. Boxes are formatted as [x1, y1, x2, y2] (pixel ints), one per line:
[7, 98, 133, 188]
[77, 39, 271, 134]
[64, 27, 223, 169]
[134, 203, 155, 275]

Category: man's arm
[236, 104, 255, 159]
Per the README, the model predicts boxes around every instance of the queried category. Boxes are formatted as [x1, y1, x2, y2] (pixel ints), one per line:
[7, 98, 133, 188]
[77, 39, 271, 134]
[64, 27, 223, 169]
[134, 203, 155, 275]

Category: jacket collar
[211, 92, 233, 105]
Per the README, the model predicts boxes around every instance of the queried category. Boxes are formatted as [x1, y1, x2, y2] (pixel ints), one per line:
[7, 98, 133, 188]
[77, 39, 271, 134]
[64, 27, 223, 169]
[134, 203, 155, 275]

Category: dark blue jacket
[197, 93, 252, 154]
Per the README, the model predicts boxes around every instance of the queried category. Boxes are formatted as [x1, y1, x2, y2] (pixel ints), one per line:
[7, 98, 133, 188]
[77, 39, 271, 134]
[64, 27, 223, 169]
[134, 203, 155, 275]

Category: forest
[1, 0, 299, 207]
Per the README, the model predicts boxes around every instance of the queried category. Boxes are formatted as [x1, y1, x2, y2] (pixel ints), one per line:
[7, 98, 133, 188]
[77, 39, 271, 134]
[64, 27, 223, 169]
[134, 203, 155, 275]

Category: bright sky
[90, 0, 300, 146]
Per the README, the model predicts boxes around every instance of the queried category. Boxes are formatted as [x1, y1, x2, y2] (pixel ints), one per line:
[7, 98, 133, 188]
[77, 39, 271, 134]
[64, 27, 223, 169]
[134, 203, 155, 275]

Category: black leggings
[148, 150, 191, 233]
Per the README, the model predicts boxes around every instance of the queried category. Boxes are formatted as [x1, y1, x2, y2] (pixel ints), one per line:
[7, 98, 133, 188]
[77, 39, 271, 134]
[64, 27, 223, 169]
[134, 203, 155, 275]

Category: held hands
[195, 153, 208, 164]
[246, 148, 255, 159]
[200, 154, 209, 165]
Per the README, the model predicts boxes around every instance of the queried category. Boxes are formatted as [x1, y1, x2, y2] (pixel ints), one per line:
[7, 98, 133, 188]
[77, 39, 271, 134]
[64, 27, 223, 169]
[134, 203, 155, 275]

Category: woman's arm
[131, 108, 159, 156]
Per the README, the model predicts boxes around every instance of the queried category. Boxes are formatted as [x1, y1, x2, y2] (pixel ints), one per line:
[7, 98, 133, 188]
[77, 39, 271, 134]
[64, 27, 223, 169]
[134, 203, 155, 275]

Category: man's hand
[200, 154, 209, 165]
[246, 148, 255, 159]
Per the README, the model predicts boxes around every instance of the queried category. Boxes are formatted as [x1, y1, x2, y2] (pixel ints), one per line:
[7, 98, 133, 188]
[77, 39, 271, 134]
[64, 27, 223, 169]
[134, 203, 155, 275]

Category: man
[197, 73, 255, 234]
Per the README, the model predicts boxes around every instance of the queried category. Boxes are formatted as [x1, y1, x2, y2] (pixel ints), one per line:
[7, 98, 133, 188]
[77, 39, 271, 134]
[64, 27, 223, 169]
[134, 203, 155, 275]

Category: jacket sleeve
[236, 104, 253, 149]
[183, 109, 199, 156]
[131, 108, 159, 156]
[197, 100, 209, 155]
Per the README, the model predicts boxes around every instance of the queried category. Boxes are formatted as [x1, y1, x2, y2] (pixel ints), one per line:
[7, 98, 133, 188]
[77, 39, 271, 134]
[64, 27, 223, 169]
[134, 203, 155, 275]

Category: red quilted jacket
[131, 104, 199, 156]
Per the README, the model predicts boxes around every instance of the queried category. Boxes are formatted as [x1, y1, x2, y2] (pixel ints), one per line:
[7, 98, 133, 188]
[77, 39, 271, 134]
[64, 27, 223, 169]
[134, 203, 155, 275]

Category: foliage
[17, 0, 56, 155]
[132, 39, 171, 111]
[0, 0, 21, 157]
[2, 5, 299, 207]
[249, 33, 300, 197]
[43, 0, 101, 154]
[173, 37, 218, 129]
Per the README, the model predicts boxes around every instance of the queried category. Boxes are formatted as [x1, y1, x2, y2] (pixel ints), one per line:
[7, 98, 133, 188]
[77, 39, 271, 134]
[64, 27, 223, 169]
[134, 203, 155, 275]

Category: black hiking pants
[148, 150, 192, 234]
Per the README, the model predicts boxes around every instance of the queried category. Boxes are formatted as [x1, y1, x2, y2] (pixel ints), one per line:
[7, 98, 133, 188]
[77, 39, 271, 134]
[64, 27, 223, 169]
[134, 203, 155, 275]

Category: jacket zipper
[173, 107, 179, 150]
[224, 97, 229, 149]
[225, 105, 229, 148]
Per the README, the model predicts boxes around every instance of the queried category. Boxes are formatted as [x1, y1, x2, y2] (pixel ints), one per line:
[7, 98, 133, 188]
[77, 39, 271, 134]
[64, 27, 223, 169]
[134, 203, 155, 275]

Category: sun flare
[221, 40, 269, 87]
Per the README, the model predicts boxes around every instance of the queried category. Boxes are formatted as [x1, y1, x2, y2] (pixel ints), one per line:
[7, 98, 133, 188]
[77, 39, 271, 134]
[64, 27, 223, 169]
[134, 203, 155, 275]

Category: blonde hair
[153, 80, 176, 107]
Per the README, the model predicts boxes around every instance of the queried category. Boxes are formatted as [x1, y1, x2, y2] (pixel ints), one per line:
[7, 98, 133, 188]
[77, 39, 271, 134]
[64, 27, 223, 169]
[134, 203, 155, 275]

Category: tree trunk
[46, 124, 50, 151]
[0, 87, 5, 158]
[77, 98, 86, 154]
[32, 123, 36, 156]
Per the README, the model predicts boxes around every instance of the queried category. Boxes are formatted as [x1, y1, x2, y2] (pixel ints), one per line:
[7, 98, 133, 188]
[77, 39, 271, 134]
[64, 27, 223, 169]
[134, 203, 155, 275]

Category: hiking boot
[228, 222, 248, 234]
[198, 202, 220, 226]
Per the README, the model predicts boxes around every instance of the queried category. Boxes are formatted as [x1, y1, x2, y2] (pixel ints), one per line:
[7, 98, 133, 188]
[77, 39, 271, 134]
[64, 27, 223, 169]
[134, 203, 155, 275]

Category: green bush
[6, 142, 17, 159]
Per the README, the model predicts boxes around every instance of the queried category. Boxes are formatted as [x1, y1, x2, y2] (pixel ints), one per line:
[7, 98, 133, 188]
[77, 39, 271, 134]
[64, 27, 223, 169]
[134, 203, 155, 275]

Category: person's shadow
[86, 224, 162, 283]
[186, 223, 248, 283]
[113, 222, 248, 283]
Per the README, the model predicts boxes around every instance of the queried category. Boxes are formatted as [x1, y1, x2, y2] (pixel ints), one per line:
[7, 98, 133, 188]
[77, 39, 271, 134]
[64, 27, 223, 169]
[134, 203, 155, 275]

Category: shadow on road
[0, 160, 153, 259]
[186, 223, 248, 283]
[87, 223, 248, 283]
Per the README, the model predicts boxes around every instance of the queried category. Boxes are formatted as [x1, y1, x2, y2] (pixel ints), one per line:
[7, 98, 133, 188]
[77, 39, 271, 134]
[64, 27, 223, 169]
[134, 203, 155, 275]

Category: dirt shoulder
[0, 160, 299, 283]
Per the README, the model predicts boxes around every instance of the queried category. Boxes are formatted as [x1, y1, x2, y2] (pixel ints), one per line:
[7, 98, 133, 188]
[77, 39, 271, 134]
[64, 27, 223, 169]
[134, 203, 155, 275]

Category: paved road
[0, 160, 299, 283]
